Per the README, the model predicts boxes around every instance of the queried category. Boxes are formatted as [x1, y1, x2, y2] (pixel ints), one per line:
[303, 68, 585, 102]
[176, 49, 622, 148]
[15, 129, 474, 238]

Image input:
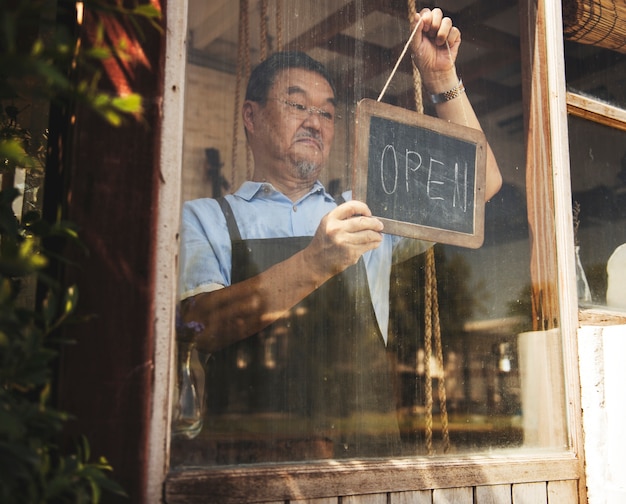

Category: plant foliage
[0, 0, 161, 502]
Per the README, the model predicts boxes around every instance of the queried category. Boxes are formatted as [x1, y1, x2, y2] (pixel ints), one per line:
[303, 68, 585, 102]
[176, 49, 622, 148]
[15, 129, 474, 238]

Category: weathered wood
[433, 487, 472, 504]
[547, 480, 579, 504]
[149, 1, 189, 501]
[524, 2, 589, 504]
[342, 494, 387, 504]
[512, 482, 547, 503]
[567, 92, 626, 133]
[390, 490, 432, 504]
[519, 0, 559, 331]
[291, 498, 337, 504]
[578, 307, 626, 326]
[164, 455, 580, 503]
[475, 484, 512, 504]
[518, 4, 587, 501]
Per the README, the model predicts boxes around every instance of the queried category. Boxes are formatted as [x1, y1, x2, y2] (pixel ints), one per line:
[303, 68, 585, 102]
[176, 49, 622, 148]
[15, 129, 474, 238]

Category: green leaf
[0, 139, 35, 169]
[133, 4, 162, 20]
[84, 46, 112, 60]
[0, 278, 12, 304]
[79, 435, 91, 462]
[63, 286, 79, 317]
[111, 93, 142, 114]
[18, 238, 48, 271]
[39, 382, 51, 407]
[90, 478, 102, 504]
[30, 37, 44, 56]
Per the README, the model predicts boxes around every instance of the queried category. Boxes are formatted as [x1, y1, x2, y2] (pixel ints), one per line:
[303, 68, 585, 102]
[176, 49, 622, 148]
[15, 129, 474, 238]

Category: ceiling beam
[187, 0, 231, 31]
[283, 0, 380, 52]
[190, 0, 246, 50]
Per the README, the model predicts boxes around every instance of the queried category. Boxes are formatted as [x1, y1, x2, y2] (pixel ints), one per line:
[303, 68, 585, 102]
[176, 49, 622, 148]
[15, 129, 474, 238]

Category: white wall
[579, 324, 626, 504]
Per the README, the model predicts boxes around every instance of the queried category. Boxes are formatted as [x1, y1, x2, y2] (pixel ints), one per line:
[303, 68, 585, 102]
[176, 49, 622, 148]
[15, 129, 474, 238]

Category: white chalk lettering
[427, 158, 445, 200]
[453, 161, 468, 211]
[380, 144, 398, 195]
[377, 145, 469, 214]
[405, 149, 422, 192]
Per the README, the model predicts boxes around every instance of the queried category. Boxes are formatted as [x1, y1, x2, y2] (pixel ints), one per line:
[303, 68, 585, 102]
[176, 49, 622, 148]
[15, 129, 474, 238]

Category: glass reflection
[171, 0, 568, 467]
[567, 116, 626, 310]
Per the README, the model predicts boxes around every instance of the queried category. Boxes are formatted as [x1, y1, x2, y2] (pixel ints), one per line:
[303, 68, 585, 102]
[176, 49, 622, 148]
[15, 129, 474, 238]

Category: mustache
[295, 130, 324, 149]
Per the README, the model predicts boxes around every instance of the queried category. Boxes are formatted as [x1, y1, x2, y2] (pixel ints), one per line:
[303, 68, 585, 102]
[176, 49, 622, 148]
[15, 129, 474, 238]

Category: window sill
[579, 307, 626, 326]
[164, 451, 579, 503]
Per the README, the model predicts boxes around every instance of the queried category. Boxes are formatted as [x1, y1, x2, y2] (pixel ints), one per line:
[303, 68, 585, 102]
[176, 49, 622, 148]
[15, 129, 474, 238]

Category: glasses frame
[268, 97, 338, 123]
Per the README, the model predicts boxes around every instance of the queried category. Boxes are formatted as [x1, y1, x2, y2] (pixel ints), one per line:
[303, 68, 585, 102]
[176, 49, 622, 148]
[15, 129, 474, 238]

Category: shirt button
[263, 184, 271, 193]
[292, 205, 298, 212]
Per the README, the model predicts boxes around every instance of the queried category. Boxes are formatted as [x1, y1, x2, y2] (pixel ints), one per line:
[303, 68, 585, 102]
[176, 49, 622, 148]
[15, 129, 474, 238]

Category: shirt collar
[235, 180, 336, 204]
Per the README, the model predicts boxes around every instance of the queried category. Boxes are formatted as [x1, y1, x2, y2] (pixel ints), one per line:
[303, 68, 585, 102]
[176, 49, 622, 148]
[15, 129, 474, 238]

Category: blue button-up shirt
[179, 180, 432, 344]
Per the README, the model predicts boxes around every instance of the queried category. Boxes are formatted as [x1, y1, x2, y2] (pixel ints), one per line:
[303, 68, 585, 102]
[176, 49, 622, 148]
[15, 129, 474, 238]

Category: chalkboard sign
[352, 99, 487, 248]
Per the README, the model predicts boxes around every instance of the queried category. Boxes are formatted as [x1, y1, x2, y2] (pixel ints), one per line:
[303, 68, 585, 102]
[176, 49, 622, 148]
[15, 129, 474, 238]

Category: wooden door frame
[147, 0, 188, 502]
[149, 0, 587, 502]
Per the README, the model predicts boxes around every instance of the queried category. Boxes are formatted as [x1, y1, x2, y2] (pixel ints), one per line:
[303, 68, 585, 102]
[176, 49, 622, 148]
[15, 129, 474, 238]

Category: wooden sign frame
[352, 98, 488, 248]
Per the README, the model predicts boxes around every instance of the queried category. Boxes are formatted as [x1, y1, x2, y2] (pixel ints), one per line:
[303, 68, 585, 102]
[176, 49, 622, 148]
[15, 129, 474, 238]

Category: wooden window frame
[566, 92, 626, 327]
[567, 92, 626, 133]
[148, 0, 587, 502]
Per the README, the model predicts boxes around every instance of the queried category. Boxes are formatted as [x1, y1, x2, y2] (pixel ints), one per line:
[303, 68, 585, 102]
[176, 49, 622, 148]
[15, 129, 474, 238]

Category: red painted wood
[54, 3, 166, 503]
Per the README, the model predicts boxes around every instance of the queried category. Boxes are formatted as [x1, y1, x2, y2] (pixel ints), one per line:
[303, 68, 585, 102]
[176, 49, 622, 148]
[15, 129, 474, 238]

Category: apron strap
[216, 196, 242, 242]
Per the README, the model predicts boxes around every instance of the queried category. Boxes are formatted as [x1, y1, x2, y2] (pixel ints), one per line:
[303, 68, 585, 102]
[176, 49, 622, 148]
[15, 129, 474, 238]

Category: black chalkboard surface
[352, 98, 487, 248]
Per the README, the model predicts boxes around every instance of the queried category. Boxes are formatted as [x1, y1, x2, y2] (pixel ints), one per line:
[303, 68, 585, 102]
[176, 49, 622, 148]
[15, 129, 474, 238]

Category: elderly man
[178, 8, 502, 463]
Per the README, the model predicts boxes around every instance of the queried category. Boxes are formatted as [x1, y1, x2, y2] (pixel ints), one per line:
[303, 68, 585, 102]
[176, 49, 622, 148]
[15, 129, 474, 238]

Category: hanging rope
[406, 0, 450, 455]
[423, 263, 434, 455]
[230, 0, 248, 191]
[243, 1, 252, 181]
[260, 0, 269, 61]
[408, 1, 423, 115]
[230, 0, 248, 190]
[232, 1, 282, 188]
[427, 248, 451, 454]
[275, 0, 283, 51]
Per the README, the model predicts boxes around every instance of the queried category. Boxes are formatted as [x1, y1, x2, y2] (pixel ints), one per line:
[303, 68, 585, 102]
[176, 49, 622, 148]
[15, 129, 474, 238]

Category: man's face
[250, 68, 336, 182]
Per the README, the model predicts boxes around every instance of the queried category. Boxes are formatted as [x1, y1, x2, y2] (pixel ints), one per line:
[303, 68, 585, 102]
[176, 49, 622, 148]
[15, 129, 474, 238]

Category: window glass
[565, 43, 626, 311]
[566, 115, 626, 310]
[565, 41, 626, 110]
[171, 0, 568, 468]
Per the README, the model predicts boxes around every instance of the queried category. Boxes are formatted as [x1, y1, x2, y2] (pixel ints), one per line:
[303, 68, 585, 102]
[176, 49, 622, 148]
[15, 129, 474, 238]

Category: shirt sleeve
[178, 198, 233, 301]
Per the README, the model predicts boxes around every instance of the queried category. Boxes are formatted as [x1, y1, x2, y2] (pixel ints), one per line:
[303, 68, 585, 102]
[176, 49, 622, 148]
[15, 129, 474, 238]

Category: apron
[203, 197, 401, 464]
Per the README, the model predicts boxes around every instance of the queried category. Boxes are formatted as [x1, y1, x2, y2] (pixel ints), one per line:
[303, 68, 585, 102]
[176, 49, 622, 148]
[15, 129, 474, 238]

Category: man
[178, 8, 502, 463]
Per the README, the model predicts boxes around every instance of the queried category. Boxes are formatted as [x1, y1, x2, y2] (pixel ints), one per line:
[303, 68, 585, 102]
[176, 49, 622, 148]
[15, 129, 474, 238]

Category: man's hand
[304, 200, 384, 280]
[410, 8, 461, 88]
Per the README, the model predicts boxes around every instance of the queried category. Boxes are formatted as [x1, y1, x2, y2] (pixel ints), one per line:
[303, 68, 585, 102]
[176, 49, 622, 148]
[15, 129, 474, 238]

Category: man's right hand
[304, 200, 384, 280]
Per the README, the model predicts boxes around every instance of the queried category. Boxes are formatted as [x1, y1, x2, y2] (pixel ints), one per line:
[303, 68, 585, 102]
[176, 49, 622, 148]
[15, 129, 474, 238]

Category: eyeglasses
[269, 98, 337, 123]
